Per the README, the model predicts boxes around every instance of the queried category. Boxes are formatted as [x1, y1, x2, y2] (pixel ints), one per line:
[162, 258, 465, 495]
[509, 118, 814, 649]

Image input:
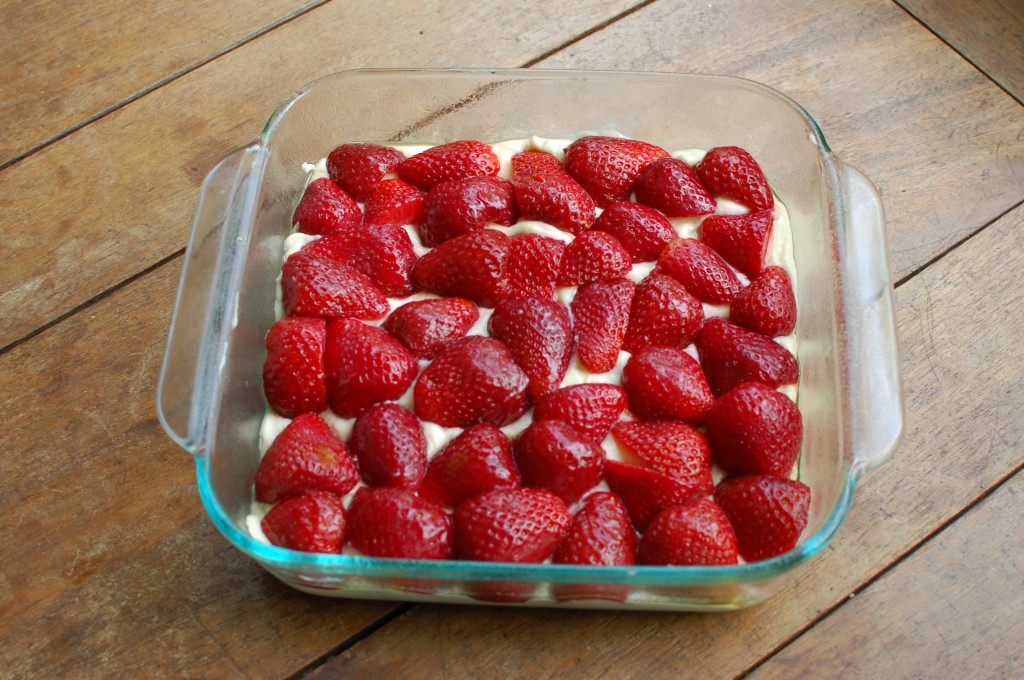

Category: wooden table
[2, 0, 1022, 677]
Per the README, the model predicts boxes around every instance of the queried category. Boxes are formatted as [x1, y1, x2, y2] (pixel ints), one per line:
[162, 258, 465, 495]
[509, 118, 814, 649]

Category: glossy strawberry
[324, 319, 419, 417]
[505, 234, 566, 300]
[622, 271, 704, 353]
[292, 177, 362, 236]
[657, 238, 742, 304]
[280, 249, 388, 320]
[327, 142, 405, 201]
[346, 487, 453, 559]
[696, 318, 799, 396]
[621, 346, 715, 423]
[714, 475, 810, 562]
[262, 492, 347, 553]
[349, 403, 427, 489]
[453, 488, 571, 562]
[556, 230, 632, 286]
[696, 146, 774, 211]
[411, 229, 511, 308]
[512, 420, 605, 505]
[262, 317, 327, 418]
[512, 151, 596, 234]
[638, 498, 739, 566]
[330, 222, 419, 297]
[611, 421, 713, 493]
[254, 413, 360, 504]
[363, 179, 425, 227]
[634, 157, 716, 217]
[419, 425, 519, 508]
[533, 383, 627, 442]
[603, 460, 704, 531]
[563, 136, 669, 207]
[705, 382, 803, 478]
[701, 209, 774, 278]
[570, 277, 636, 373]
[591, 201, 677, 262]
[418, 176, 518, 247]
[511, 150, 564, 176]
[730, 265, 797, 337]
[553, 492, 636, 566]
[383, 297, 479, 359]
[398, 140, 500, 190]
[488, 298, 573, 400]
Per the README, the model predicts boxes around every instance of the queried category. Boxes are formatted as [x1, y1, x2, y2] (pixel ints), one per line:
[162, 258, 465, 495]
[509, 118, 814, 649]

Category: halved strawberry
[262, 492, 347, 554]
[570, 277, 636, 374]
[505, 234, 566, 301]
[327, 142, 406, 201]
[411, 229, 511, 308]
[638, 498, 739, 566]
[730, 265, 797, 337]
[398, 140, 500, 190]
[262, 317, 327, 418]
[383, 297, 479, 359]
[622, 271, 704, 353]
[556, 230, 633, 286]
[701, 210, 774, 278]
[324, 319, 418, 417]
[532, 383, 627, 442]
[705, 382, 803, 478]
[512, 151, 596, 234]
[591, 201, 676, 262]
[621, 345, 715, 423]
[611, 421, 713, 493]
[363, 179, 425, 227]
[634, 157, 716, 217]
[349, 403, 428, 489]
[418, 176, 518, 247]
[603, 460, 704, 531]
[453, 488, 571, 562]
[553, 491, 636, 566]
[488, 298, 573, 400]
[696, 146, 774, 211]
[419, 425, 519, 508]
[280, 249, 389, 320]
[696, 318, 799, 396]
[292, 177, 362, 236]
[331, 222, 419, 297]
[512, 420, 605, 505]
[345, 487, 453, 560]
[657, 238, 742, 304]
[714, 475, 810, 562]
[254, 413, 360, 504]
[563, 136, 669, 207]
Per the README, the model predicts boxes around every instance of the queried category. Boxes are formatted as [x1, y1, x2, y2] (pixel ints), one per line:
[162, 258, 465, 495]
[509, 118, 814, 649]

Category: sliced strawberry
[603, 460, 704, 531]
[345, 487, 453, 560]
[331, 222, 418, 297]
[701, 209, 774, 278]
[398, 140, 500, 190]
[570, 277, 636, 374]
[254, 413, 360, 504]
[591, 201, 677, 262]
[418, 176, 518, 247]
[634, 157, 716, 217]
[638, 498, 739, 566]
[512, 151, 596, 234]
[349, 403, 427, 489]
[553, 491, 636, 566]
[413, 336, 529, 428]
[563, 136, 669, 207]
[363, 179, 425, 227]
[327, 142, 406, 201]
[281, 249, 388, 320]
[696, 318, 799, 396]
[611, 421, 713, 493]
[622, 271, 704, 353]
[411, 229, 511, 308]
[715, 475, 810, 562]
[453, 488, 571, 562]
[533, 383, 627, 442]
[383, 297, 479, 359]
[488, 298, 573, 400]
[696, 146, 774, 211]
[324, 319, 418, 417]
[730, 265, 797, 337]
[262, 317, 327, 418]
[505, 234, 566, 300]
[512, 420, 605, 505]
[705, 382, 803, 478]
[292, 177, 362, 236]
[657, 238, 742, 304]
[262, 492, 347, 554]
[621, 345, 714, 423]
[556, 230, 633, 286]
[419, 425, 519, 508]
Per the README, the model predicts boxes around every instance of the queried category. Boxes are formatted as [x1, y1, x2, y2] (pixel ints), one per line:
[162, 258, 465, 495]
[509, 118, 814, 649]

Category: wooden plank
[301, 205, 1024, 677]
[0, 0, 641, 350]
[0, 0, 320, 167]
[750, 471, 1024, 680]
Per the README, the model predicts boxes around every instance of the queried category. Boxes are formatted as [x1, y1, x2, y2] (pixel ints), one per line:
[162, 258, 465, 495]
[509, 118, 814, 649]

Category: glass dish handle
[156, 143, 264, 455]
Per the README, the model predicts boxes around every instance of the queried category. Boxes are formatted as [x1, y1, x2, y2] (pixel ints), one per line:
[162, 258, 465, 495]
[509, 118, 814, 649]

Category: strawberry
[254, 413, 360, 504]
[510, 149, 564, 176]
[701, 209, 774, 278]
[556, 230, 632, 286]
[383, 297, 479, 359]
[705, 382, 803, 478]
[326, 142, 406, 201]
[696, 318, 799, 396]
[330, 222, 419, 297]
[324, 319, 419, 417]
[505, 234, 566, 300]
[345, 487, 453, 559]
[349, 403, 427, 489]
[363, 179, 425, 227]
[411, 229, 511, 308]
[730, 265, 797, 337]
[262, 317, 327, 418]
[611, 421, 713, 493]
[570, 277, 636, 373]
[563, 136, 669, 207]
[696, 146, 774, 211]
[603, 460, 705, 531]
[453, 488, 571, 562]
[634, 157, 716, 217]
[419, 425, 519, 508]
[418, 176, 518, 247]
[532, 383, 627, 442]
[714, 475, 810, 562]
[512, 420, 605, 505]
[591, 201, 677, 262]
[621, 345, 715, 423]
[413, 336, 529, 428]
[488, 298, 573, 400]
[292, 177, 362, 236]
[638, 498, 739, 566]
[280, 249, 389, 320]
[398, 140, 500, 190]
[553, 491, 636, 566]
[657, 238, 742, 304]
[512, 151, 596, 234]
[621, 271, 704, 353]
[261, 492, 347, 554]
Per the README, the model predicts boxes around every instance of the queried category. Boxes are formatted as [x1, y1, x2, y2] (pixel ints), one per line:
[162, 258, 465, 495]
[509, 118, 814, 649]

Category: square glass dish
[157, 68, 903, 610]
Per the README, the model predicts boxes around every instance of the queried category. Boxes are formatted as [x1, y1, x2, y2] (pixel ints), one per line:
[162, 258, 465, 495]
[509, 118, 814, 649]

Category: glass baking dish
[156, 68, 903, 610]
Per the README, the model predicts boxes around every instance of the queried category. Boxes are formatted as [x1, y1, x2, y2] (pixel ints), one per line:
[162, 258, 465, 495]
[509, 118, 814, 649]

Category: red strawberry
[262, 317, 327, 418]
[505, 234, 566, 300]
[556, 230, 633, 286]
[705, 382, 803, 478]
[411, 229, 511, 308]
[701, 210, 774, 278]
[512, 151, 596, 234]
[714, 475, 810, 562]
[553, 491, 636, 566]
[603, 460, 704, 531]
[591, 201, 677, 262]
[398, 140, 500, 190]
[419, 425, 519, 508]
[657, 238, 742, 304]
[261, 492, 347, 553]
[621, 345, 714, 423]
[324, 319, 418, 417]
[634, 157, 716, 217]
[383, 297, 479, 359]
[696, 146, 774, 211]
[533, 383, 627, 442]
[563, 136, 669, 207]
[327, 143, 406, 201]
[730, 265, 797, 337]
[345, 487, 453, 559]
[638, 498, 739, 566]
[512, 420, 605, 505]
[349, 403, 427, 489]
[254, 413, 360, 503]
[280, 249, 389, 320]
[363, 179, 425, 227]
[696, 318, 799, 396]
[413, 336, 529, 428]
[570, 277, 636, 373]
[418, 176, 518, 247]
[510, 149, 564, 175]
[331, 222, 419, 297]
[611, 421, 713, 493]
[622, 271, 704, 353]
[488, 298, 573, 400]
[292, 177, 362, 236]
[453, 488, 571, 562]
